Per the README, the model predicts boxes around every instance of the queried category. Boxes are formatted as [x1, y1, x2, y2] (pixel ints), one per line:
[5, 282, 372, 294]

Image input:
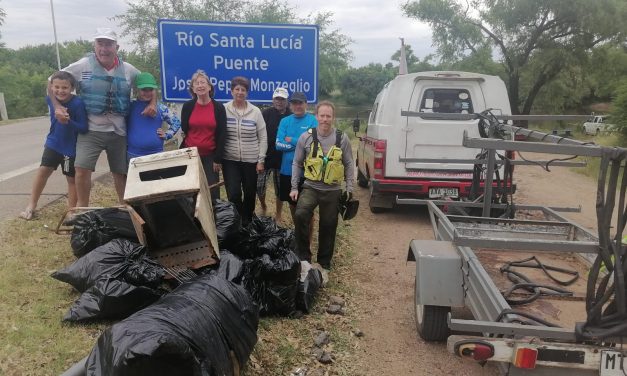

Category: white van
[356, 71, 513, 212]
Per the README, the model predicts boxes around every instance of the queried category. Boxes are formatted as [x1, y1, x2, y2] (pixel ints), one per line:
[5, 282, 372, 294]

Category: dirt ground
[348, 153, 602, 375]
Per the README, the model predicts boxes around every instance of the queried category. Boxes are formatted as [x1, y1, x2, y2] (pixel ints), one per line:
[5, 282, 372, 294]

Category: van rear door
[399, 78, 486, 178]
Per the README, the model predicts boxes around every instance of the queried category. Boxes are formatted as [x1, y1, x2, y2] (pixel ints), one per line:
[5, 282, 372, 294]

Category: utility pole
[50, 0, 61, 70]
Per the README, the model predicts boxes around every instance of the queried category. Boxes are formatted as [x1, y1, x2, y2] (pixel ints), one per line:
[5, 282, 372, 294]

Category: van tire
[357, 170, 369, 188]
[414, 278, 450, 342]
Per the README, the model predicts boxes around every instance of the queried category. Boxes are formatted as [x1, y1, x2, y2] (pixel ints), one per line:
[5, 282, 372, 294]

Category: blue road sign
[157, 19, 319, 103]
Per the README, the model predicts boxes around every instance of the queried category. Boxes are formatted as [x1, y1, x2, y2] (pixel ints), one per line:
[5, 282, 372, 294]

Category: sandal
[20, 208, 34, 220]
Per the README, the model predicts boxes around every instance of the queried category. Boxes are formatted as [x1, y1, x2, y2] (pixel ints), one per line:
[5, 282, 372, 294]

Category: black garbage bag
[85, 272, 258, 376]
[63, 278, 162, 322]
[256, 249, 301, 282]
[52, 239, 164, 293]
[251, 280, 300, 317]
[296, 263, 323, 313]
[216, 250, 245, 283]
[241, 248, 301, 316]
[70, 208, 138, 258]
[234, 215, 295, 259]
[214, 200, 242, 249]
[124, 256, 166, 289]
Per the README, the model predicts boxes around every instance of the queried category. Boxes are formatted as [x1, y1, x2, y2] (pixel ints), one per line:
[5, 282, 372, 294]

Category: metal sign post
[157, 20, 319, 103]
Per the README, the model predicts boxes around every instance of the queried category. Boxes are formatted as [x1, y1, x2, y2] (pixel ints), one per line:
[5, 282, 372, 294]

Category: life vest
[304, 128, 344, 184]
[80, 53, 131, 115]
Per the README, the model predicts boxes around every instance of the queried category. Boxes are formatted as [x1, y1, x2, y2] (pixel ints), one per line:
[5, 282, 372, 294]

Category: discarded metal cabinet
[124, 147, 219, 271]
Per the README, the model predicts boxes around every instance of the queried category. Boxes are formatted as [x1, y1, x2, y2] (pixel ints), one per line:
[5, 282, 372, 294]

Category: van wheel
[414, 278, 450, 342]
[357, 170, 369, 188]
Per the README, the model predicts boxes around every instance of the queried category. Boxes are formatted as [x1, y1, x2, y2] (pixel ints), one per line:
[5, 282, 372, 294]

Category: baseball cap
[93, 27, 117, 41]
[273, 87, 289, 99]
[136, 72, 158, 89]
[290, 92, 307, 103]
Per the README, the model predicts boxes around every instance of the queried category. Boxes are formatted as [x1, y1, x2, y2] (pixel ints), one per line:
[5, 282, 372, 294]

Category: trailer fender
[407, 240, 464, 307]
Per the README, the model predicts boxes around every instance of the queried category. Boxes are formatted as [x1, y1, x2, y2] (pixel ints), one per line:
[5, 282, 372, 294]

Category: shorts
[257, 168, 280, 197]
[41, 146, 75, 177]
[75, 131, 127, 174]
[279, 174, 304, 205]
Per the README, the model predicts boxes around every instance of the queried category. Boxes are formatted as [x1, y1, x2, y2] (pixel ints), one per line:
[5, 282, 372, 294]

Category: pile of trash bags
[214, 200, 323, 315]
[52, 238, 165, 322]
[52, 202, 324, 374]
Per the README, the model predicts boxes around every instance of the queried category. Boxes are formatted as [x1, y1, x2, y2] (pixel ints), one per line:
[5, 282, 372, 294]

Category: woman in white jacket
[223, 76, 267, 225]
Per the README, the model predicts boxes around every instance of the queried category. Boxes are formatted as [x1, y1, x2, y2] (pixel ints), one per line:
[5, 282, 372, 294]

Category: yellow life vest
[304, 128, 345, 184]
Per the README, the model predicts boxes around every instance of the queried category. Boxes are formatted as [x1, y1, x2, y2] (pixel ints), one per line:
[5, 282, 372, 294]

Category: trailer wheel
[357, 169, 369, 188]
[414, 278, 451, 342]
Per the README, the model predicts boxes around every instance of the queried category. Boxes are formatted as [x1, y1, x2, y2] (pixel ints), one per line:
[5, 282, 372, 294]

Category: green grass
[0, 179, 361, 375]
[0, 182, 118, 375]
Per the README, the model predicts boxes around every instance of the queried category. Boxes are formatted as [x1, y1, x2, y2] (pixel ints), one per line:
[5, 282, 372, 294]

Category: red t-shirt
[184, 101, 216, 156]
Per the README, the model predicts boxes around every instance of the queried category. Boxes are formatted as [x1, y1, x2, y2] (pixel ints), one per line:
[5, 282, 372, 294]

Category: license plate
[428, 187, 459, 198]
[601, 350, 627, 375]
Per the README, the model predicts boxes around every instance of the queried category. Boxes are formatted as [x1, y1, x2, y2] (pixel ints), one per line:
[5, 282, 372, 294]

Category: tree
[304, 11, 353, 96]
[339, 63, 395, 105]
[611, 79, 627, 138]
[402, 0, 627, 115]
[114, 0, 353, 96]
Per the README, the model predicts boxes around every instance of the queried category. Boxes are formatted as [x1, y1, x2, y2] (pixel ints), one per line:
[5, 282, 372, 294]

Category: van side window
[369, 102, 379, 124]
[418, 89, 473, 114]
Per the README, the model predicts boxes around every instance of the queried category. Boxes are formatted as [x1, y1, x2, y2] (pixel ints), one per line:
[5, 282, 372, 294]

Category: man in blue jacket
[275, 92, 317, 220]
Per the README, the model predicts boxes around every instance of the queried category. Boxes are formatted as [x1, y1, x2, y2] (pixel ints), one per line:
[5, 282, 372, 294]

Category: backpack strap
[311, 127, 319, 157]
[335, 129, 342, 148]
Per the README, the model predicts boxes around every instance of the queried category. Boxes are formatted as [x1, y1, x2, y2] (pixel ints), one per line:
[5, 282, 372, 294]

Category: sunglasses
[140, 88, 155, 92]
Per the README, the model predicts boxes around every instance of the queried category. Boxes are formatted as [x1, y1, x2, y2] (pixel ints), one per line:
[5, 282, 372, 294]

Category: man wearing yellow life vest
[290, 101, 354, 269]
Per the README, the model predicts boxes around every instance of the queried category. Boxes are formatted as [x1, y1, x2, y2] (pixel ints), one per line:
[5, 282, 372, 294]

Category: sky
[0, 0, 434, 67]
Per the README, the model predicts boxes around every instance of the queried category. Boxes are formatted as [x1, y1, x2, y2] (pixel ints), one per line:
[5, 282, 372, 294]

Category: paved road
[0, 117, 110, 221]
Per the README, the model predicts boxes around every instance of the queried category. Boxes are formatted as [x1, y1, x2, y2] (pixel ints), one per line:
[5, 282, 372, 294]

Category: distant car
[583, 115, 614, 135]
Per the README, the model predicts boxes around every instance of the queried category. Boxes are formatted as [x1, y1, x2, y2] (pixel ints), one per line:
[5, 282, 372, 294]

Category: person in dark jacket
[180, 69, 226, 200]
[258, 87, 292, 222]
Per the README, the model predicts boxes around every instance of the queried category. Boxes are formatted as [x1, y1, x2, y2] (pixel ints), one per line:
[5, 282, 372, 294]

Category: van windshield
[418, 88, 473, 114]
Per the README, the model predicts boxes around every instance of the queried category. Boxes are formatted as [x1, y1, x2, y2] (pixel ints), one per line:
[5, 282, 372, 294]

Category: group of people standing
[21, 27, 355, 270]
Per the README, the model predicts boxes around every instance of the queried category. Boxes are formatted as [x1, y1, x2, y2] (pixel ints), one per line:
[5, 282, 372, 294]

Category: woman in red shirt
[180, 70, 226, 200]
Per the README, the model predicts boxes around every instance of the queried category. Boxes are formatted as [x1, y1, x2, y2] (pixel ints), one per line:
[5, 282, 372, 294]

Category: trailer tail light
[513, 346, 538, 369]
[454, 340, 495, 362]
[373, 139, 387, 179]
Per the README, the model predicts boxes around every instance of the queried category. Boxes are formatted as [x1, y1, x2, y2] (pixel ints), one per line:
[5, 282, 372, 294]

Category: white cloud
[2, 0, 128, 47]
[1, 0, 434, 67]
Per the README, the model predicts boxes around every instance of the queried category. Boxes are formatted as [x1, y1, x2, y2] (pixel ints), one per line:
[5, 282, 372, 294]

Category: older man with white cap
[258, 87, 292, 222]
[48, 28, 156, 213]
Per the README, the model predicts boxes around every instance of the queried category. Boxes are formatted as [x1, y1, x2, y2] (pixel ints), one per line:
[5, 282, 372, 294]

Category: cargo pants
[294, 186, 341, 269]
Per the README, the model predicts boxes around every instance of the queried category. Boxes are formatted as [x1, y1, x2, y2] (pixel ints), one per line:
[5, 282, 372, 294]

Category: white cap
[93, 28, 117, 41]
[272, 87, 289, 99]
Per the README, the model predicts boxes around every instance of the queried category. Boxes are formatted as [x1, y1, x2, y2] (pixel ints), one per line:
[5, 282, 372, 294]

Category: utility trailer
[404, 112, 627, 375]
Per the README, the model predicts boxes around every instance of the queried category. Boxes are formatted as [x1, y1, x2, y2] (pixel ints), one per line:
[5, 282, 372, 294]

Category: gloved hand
[341, 190, 352, 203]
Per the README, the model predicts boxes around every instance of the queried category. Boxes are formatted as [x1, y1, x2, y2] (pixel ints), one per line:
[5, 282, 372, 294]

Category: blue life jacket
[80, 53, 131, 115]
